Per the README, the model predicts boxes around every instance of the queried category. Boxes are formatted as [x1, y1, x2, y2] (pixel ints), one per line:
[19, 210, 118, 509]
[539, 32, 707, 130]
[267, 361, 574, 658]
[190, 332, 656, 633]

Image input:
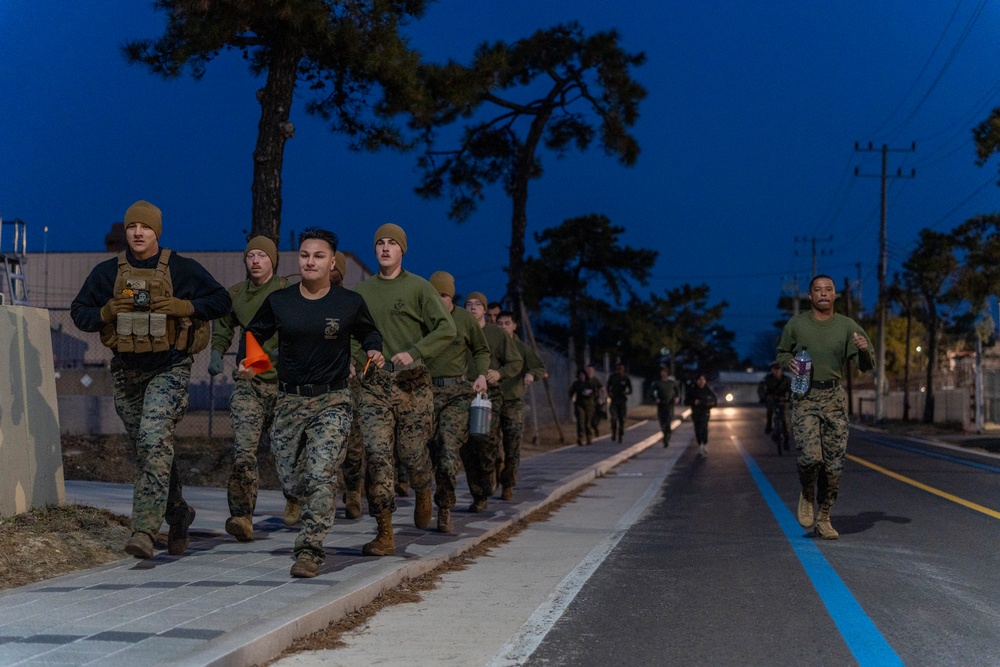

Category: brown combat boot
[362, 511, 396, 556]
[344, 491, 362, 520]
[395, 481, 410, 497]
[468, 498, 488, 513]
[437, 508, 452, 534]
[414, 487, 433, 529]
[501, 486, 513, 501]
[225, 516, 254, 542]
[283, 499, 302, 527]
[125, 531, 154, 559]
[797, 491, 815, 528]
[167, 506, 196, 556]
[814, 509, 839, 540]
[290, 553, 320, 578]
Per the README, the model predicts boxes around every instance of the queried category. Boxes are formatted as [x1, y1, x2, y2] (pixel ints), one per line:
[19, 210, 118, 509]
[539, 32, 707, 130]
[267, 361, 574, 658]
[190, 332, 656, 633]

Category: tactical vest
[99, 248, 210, 355]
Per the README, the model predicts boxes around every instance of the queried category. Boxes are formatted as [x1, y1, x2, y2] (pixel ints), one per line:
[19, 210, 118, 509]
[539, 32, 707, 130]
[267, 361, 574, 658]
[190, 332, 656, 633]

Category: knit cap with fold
[124, 200, 162, 239]
[429, 271, 456, 298]
[373, 223, 407, 254]
[466, 291, 488, 307]
[245, 235, 278, 269]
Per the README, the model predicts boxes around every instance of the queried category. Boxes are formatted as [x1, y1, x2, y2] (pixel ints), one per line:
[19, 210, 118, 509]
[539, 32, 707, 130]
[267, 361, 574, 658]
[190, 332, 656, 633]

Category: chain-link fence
[48, 308, 573, 438]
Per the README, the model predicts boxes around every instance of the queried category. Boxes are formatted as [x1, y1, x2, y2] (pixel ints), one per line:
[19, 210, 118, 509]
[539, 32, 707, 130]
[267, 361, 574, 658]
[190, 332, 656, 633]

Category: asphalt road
[277, 406, 1000, 667]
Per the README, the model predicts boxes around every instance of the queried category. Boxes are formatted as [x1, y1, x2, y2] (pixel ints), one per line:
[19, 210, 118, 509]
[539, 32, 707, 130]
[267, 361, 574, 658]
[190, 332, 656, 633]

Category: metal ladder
[0, 217, 29, 306]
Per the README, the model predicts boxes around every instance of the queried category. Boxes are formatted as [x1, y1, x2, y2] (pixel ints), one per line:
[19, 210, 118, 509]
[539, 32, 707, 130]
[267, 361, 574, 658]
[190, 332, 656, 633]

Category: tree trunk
[506, 109, 552, 318]
[250, 46, 301, 244]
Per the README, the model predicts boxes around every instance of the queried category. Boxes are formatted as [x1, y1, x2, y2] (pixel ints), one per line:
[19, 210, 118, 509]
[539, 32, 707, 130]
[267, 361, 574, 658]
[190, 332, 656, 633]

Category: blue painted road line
[732, 437, 904, 667]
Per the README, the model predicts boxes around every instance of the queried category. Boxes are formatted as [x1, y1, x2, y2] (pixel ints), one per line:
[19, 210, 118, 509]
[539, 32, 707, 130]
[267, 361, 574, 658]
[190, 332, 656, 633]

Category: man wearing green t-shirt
[353, 224, 457, 556]
[776, 275, 874, 540]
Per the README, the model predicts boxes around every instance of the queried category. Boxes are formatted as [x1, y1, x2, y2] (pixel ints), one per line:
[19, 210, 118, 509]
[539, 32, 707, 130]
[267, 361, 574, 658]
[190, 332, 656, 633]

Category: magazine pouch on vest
[99, 249, 209, 354]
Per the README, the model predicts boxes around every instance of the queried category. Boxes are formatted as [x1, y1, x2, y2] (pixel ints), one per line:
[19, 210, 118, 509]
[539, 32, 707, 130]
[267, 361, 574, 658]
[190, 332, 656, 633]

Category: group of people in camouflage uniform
[73, 201, 546, 577]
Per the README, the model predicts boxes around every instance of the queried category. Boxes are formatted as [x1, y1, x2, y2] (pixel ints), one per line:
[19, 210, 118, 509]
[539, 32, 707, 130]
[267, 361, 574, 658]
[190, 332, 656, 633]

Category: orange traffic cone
[244, 331, 272, 373]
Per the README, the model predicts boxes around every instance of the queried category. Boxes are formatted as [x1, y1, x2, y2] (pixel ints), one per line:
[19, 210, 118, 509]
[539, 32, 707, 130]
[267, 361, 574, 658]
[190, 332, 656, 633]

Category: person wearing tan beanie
[461, 291, 522, 512]
[424, 271, 489, 532]
[209, 234, 291, 543]
[352, 223, 456, 554]
[70, 200, 231, 560]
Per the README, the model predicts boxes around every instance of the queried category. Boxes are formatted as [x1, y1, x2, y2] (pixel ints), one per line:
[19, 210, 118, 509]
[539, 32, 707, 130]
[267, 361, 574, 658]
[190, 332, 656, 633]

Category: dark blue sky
[2, 1, 999, 358]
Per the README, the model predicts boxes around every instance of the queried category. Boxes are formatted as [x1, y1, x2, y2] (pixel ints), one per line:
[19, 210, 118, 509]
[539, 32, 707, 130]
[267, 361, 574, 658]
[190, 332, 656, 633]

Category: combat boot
[414, 487, 433, 529]
[283, 499, 302, 527]
[344, 491, 362, 520]
[166, 506, 196, 556]
[290, 553, 320, 578]
[814, 508, 839, 540]
[501, 486, 513, 501]
[395, 481, 410, 497]
[437, 508, 452, 534]
[797, 491, 815, 528]
[362, 511, 396, 556]
[125, 531, 154, 559]
[225, 516, 254, 542]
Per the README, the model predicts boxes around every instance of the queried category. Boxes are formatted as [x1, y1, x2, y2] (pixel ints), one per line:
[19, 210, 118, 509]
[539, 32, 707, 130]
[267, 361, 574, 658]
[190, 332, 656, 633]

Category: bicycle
[771, 399, 791, 456]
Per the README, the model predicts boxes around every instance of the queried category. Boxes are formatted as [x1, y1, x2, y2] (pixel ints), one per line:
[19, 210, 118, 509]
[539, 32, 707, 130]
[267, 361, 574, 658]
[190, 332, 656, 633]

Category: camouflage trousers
[574, 402, 595, 443]
[270, 388, 352, 563]
[429, 382, 474, 510]
[357, 366, 434, 516]
[227, 378, 278, 518]
[341, 382, 365, 496]
[792, 386, 849, 515]
[112, 357, 192, 537]
[460, 387, 504, 502]
[657, 403, 674, 442]
[498, 396, 525, 489]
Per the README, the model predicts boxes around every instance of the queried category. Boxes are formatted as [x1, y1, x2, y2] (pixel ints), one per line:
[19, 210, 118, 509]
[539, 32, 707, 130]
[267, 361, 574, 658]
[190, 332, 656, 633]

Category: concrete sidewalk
[0, 416, 677, 667]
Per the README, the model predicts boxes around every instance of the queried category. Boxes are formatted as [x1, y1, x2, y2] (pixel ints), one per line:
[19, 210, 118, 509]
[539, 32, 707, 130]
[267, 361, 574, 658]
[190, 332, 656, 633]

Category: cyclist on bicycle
[761, 362, 791, 441]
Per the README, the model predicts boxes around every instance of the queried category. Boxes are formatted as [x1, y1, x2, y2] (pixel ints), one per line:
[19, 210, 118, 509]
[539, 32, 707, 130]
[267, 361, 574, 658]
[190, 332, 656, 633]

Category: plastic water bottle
[791, 347, 812, 395]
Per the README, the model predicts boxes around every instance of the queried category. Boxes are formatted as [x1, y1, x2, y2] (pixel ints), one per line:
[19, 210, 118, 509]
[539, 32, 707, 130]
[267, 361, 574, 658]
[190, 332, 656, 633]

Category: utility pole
[794, 235, 833, 277]
[855, 141, 916, 422]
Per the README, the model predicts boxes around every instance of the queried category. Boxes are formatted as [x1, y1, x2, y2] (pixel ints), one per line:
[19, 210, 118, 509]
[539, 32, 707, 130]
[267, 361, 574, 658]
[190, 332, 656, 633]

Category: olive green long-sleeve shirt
[353, 269, 456, 366]
[502, 337, 546, 400]
[211, 275, 286, 382]
[426, 305, 490, 379]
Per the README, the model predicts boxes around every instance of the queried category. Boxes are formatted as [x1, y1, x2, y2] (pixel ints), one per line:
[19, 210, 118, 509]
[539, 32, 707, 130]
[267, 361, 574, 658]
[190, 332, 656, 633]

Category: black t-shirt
[246, 284, 382, 386]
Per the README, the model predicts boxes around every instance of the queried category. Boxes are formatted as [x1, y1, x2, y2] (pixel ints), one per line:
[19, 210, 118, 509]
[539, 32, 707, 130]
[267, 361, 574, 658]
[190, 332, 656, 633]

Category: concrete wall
[0, 305, 65, 515]
[853, 387, 972, 429]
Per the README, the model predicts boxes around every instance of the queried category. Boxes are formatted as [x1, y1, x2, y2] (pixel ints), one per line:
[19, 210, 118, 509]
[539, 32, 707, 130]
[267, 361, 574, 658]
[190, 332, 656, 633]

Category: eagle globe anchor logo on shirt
[791, 347, 812, 395]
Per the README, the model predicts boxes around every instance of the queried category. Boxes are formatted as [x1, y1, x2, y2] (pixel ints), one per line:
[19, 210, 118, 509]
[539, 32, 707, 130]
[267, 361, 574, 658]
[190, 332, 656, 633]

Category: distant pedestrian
[585, 364, 606, 435]
[776, 274, 874, 540]
[606, 363, 632, 442]
[686, 374, 717, 456]
[70, 200, 231, 559]
[650, 368, 679, 446]
[244, 228, 383, 577]
[208, 236, 295, 542]
[569, 369, 598, 445]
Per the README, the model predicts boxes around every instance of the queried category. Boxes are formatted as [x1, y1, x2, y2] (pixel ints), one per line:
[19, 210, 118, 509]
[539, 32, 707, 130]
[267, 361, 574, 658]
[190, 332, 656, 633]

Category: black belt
[811, 380, 839, 390]
[433, 376, 465, 387]
[279, 380, 348, 396]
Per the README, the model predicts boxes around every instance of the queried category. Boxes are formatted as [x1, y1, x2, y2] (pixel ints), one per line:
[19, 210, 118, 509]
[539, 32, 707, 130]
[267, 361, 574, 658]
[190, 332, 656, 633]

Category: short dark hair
[299, 227, 338, 253]
[809, 274, 834, 290]
[488, 301, 502, 311]
[496, 310, 516, 323]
